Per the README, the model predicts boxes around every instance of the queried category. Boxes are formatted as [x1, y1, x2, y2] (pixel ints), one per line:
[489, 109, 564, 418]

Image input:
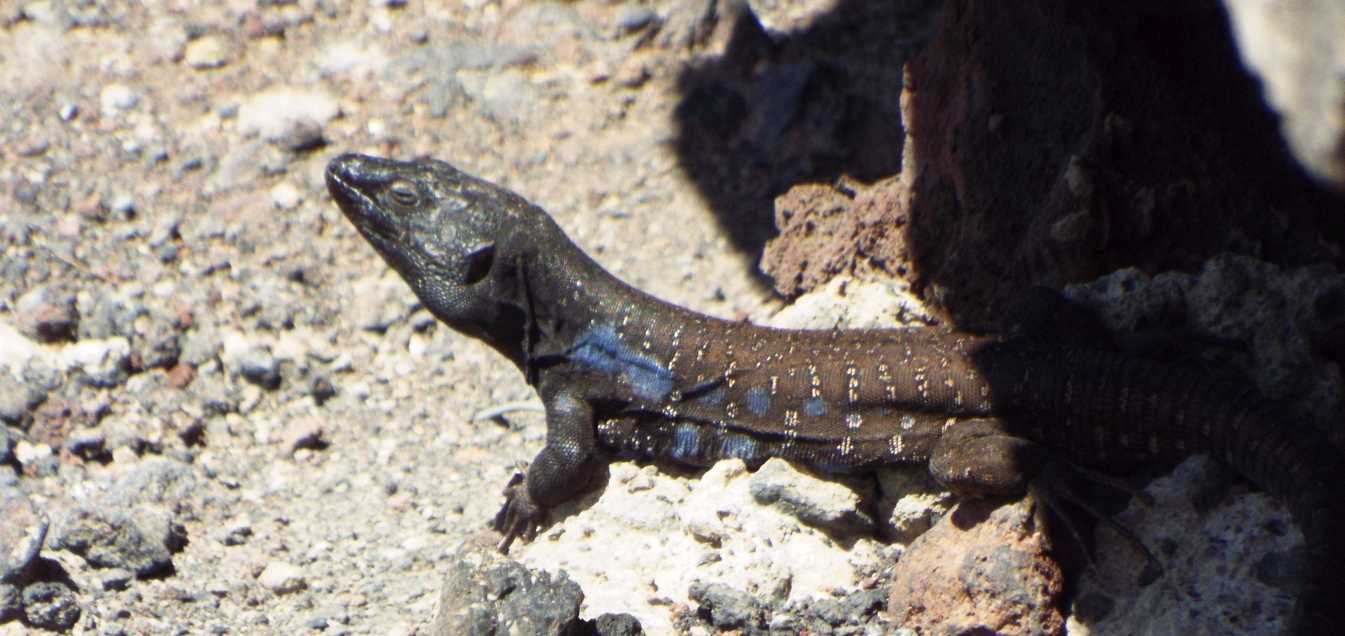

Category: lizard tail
[1194, 391, 1345, 634]
[1263, 426, 1345, 636]
[1025, 348, 1345, 634]
[1145, 372, 1345, 634]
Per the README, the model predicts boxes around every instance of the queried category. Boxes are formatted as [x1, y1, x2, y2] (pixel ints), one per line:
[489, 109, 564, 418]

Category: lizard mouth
[326, 154, 402, 245]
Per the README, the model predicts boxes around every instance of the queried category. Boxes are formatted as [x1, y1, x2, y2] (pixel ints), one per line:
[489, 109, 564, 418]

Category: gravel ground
[1, 2, 796, 633]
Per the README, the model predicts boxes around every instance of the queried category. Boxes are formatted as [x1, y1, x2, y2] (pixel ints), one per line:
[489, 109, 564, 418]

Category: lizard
[325, 152, 1345, 634]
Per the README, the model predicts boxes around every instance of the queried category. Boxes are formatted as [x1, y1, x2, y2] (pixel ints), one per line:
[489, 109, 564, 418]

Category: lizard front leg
[493, 372, 603, 553]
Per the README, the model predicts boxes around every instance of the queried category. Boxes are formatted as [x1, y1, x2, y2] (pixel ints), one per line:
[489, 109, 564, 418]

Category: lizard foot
[491, 471, 545, 554]
[1035, 462, 1164, 586]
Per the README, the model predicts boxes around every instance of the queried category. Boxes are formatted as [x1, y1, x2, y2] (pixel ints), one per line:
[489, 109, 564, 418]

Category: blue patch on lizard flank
[803, 396, 828, 418]
[697, 386, 727, 407]
[670, 423, 701, 462]
[721, 434, 759, 462]
[569, 325, 673, 401]
[744, 387, 771, 416]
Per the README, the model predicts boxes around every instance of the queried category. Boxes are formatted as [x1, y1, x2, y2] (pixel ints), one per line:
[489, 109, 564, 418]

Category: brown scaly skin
[326, 153, 1345, 634]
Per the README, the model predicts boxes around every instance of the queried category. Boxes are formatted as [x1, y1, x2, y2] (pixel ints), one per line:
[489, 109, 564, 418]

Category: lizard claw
[491, 471, 544, 554]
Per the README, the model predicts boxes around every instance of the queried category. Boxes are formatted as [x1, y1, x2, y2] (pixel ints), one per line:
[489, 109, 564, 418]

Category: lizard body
[326, 153, 1344, 634]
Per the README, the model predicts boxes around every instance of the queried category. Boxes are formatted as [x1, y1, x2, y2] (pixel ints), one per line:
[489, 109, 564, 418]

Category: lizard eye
[388, 180, 419, 206]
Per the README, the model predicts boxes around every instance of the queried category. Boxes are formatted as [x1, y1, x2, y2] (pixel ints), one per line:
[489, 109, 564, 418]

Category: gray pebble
[431, 546, 585, 636]
[275, 117, 326, 152]
[0, 488, 48, 583]
[0, 583, 19, 622]
[0, 366, 42, 428]
[133, 314, 182, 370]
[21, 581, 81, 630]
[65, 338, 131, 388]
[257, 561, 306, 594]
[221, 525, 252, 546]
[179, 326, 221, 367]
[614, 4, 659, 35]
[687, 581, 767, 632]
[748, 458, 873, 534]
[109, 456, 198, 508]
[99, 568, 133, 591]
[221, 333, 281, 390]
[281, 416, 326, 453]
[183, 33, 234, 69]
[49, 504, 178, 576]
[63, 428, 107, 460]
[16, 283, 79, 342]
[78, 294, 143, 341]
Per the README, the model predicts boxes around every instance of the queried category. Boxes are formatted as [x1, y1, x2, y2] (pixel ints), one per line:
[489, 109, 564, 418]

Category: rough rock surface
[888, 497, 1065, 635]
[1072, 456, 1299, 635]
[0, 0, 1339, 634]
[1223, 0, 1345, 189]
[429, 544, 587, 636]
[0, 489, 47, 584]
[759, 0, 1345, 327]
[513, 458, 892, 634]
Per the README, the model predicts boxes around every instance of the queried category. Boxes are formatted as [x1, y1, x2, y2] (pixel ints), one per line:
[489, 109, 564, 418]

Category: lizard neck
[520, 228, 698, 356]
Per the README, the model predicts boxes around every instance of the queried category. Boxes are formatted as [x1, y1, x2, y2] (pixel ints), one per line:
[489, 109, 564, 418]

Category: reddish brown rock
[888, 497, 1064, 635]
[760, 0, 1345, 326]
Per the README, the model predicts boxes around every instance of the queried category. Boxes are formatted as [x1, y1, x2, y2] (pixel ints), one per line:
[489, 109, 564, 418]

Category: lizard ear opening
[462, 241, 496, 284]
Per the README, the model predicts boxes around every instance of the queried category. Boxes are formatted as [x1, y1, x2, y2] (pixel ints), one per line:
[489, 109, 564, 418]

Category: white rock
[236, 87, 340, 141]
[0, 322, 42, 372]
[257, 561, 306, 594]
[100, 84, 139, 117]
[183, 34, 233, 69]
[13, 440, 53, 466]
[270, 182, 302, 210]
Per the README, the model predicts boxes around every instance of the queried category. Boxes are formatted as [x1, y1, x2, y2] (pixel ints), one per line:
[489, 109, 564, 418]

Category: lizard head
[325, 153, 531, 331]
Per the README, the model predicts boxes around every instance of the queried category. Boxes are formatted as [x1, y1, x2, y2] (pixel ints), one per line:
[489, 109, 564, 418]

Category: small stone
[221, 332, 280, 390]
[0, 488, 48, 583]
[63, 427, 107, 460]
[0, 323, 43, 373]
[183, 33, 234, 69]
[15, 284, 79, 342]
[21, 581, 81, 630]
[99, 568, 133, 591]
[49, 504, 179, 576]
[59, 337, 131, 387]
[220, 520, 253, 546]
[281, 416, 326, 453]
[748, 458, 874, 533]
[58, 102, 78, 121]
[166, 363, 195, 388]
[100, 84, 139, 117]
[270, 182, 302, 209]
[236, 87, 339, 149]
[0, 372, 45, 427]
[13, 440, 53, 468]
[0, 583, 19, 622]
[614, 4, 658, 35]
[258, 561, 306, 594]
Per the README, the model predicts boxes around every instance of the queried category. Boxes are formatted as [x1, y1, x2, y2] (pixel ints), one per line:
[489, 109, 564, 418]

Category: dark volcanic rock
[21, 581, 81, 630]
[0, 489, 48, 584]
[429, 545, 587, 636]
[15, 284, 79, 343]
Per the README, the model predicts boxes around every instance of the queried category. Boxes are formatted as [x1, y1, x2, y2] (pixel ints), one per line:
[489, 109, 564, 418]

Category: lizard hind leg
[928, 417, 1050, 498]
[928, 418, 1163, 584]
